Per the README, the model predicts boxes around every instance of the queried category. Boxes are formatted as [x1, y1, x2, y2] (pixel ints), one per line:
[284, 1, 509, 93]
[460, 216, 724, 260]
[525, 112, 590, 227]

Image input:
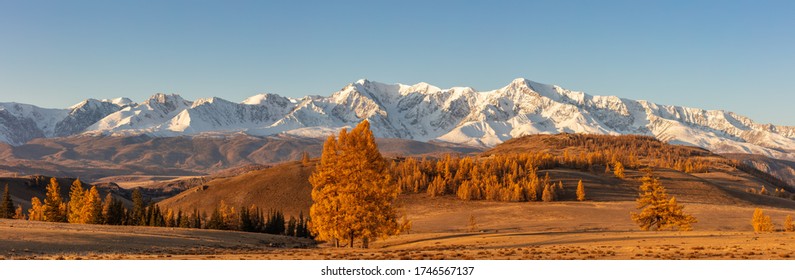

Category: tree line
[2, 178, 311, 239]
[388, 133, 788, 203]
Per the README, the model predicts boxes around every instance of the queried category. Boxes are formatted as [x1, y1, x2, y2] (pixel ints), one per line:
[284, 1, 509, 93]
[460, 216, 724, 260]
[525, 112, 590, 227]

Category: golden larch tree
[631, 169, 696, 231]
[13, 205, 25, 220]
[82, 186, 103, 224]
[784, 215, 794, 233]
[613, 161, 625, 179]
[576, 180, 586, 201]
[751, 208, 774, 233]
[541, 183, 555, 202]
[309, 120, 403, 248]
[67, 179, 86, 223]
[43, 178, 66, 222]
[28, 197, 44, 221]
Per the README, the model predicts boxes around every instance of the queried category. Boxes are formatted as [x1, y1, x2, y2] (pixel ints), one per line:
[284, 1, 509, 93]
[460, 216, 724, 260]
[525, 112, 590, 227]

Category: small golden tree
[576, 180, 586, 201]
[541, 183, 555, 202]
[28, 197, 44, 221]
[614, 162, 625, 179]
[784, 215, 794, 233]
[752, 208, 774, 233]
[631, 169, 696, 231]
[13, 205, 25, 220]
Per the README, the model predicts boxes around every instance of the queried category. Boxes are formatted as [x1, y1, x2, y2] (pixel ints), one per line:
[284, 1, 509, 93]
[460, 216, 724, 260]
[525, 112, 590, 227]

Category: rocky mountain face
[1, 78, 793, 161]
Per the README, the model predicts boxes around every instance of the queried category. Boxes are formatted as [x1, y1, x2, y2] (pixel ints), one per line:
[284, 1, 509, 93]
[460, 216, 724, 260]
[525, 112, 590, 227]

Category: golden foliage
[751, 208, 774, 233]
[631, 169, 696, 231]
[83, 186, 103, 224]
[613, 161, 625, 179]
[784, 215, 794, 233]
[576, 180, 586, 201]
[67, 179, 85, 223]
[67, 180, 103, 224]
[309, 120, 402, 248]
[541, 183, 555, 202]
[13, 205, 25, 220]
[42, 178, 66, 222]
[28, 197, 44, 221]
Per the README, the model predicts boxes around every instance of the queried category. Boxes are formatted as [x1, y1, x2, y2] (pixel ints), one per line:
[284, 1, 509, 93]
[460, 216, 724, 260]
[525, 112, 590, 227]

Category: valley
[2, 133, 795, 260]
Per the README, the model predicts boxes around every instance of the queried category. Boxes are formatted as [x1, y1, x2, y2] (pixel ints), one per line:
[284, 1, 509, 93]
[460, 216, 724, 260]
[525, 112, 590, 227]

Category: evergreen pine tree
[296, 211, 307, 238]
[286, 216, 297, 236]
[239, 206, 253, 232]
[207, 206, 225, 230]
[264, 210, 286, 234]
[179, 210, 191, 228]
[131, 188, 145, 226]
[1, 184, 15, 219]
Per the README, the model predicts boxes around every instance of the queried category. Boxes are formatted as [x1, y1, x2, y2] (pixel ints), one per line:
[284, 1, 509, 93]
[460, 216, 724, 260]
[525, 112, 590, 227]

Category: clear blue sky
[1, 0, 793, 125]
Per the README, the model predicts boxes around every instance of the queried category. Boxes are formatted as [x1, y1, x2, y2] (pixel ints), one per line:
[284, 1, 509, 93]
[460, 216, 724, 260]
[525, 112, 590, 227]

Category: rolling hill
[155, 134, 795, 222]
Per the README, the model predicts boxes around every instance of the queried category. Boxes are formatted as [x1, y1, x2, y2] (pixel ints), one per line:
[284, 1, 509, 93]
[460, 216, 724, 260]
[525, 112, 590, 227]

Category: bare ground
[3, 197, 795, 260]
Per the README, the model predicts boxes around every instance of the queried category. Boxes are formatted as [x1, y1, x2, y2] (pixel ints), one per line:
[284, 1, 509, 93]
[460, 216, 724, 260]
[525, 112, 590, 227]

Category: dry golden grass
[4, 194, 795, 260]
[157, 161, 314, 218]
[4, 134, 795, 260]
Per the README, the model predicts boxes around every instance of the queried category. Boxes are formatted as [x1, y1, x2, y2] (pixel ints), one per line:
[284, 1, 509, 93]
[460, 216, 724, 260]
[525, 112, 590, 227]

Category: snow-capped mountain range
[1, 78, 793, 160]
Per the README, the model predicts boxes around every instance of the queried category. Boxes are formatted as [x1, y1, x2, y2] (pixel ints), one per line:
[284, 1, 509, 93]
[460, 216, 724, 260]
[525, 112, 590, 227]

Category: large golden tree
[631, 169, 696, 231]
[309, 120, 402, 248]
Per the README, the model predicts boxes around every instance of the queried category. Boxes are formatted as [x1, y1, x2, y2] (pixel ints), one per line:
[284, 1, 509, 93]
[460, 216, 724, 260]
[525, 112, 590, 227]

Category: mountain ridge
[1, 78, 793, 161]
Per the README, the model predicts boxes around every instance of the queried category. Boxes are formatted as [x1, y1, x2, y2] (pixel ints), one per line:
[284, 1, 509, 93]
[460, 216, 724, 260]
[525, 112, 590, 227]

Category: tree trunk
[349, 231, 355, 248]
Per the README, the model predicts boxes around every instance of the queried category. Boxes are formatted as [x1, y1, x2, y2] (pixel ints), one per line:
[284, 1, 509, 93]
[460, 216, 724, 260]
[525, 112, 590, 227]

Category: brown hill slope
[484, 133, 795, 208]
[156, 134, 795, 223]
[0, 135, 481, 181]
[156, 161, 315, 218]
[0, 176, 133, 209]
[723, 153, 795, 187]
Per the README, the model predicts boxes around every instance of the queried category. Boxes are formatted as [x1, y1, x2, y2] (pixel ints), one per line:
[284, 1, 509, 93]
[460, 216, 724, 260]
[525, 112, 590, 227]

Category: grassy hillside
[155, 133, 795, 224]
[157, 161, 315, 218]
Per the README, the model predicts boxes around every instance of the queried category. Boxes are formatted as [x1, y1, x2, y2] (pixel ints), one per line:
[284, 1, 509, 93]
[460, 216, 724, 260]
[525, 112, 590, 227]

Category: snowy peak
[242, 93, 291, 106]
[399, 82, 443, 96]
[147, 93, 189, 107]
[0, 78, 792, 162]
[103, 97, 135, 107]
